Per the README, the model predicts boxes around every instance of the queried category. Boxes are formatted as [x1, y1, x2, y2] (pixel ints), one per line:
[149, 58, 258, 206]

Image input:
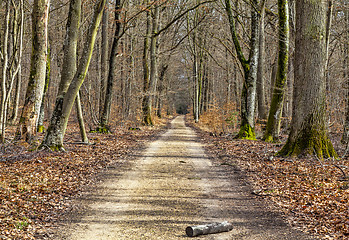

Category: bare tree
[263, 0, 289, 142]
[225, 0, 260, 139]
[15, 0, 49, 143]
[341, 3, 349, 144]
[0, 0, 24, 141]
[41, 0, 106, 150]
[278, 0, 337, 158]
[256, 0, 267, 120]
[98, 0, 122, 132]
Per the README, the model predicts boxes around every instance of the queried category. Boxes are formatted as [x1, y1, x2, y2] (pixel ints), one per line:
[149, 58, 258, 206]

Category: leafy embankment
[193, 119, 349, 240]
[0, 119, 168, 239]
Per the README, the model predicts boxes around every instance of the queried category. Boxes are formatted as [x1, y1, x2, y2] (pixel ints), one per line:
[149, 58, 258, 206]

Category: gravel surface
[54, 116, 315, 239]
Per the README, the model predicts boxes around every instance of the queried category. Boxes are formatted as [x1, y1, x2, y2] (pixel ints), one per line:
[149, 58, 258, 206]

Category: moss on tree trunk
[278, 126, 337, 159]
[278, 0, 337, 159]
[225, 0, 259, 140]
[236, 122, 256, 140]
[263, 0, 289, 143]
[40, 0, 106, 150]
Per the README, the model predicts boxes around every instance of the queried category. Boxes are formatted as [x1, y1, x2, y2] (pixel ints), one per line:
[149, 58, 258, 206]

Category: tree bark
[263, 0, 289, 142]
[15, 0, 50, 143]
[41, 0, 106, 150]
[7, 0, 24, 127]
[8, 65, 21, 125]
[225, 0, 260, 139]
[186, 221, 233, 237]
[341, 5, 349, 144]
[98, 0, 121, 132]
[278, 0, 337, 159]
[141, 1, 153, 125]
[156, 64, 168, 118]
[99, 4, 109, 117]
[37, 45, 51, 133]
[0, 1, 11, 142]
[256, 0, 267, 120]
[147, 3, 160, 122]
[75, 91, 89, 143]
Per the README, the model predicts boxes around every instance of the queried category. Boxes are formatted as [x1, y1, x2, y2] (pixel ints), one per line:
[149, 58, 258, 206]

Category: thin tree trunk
[341, 6, 349, 144]
[225, 0, 260, 139]
[142, 2, 153, 125]
[16, 0, 50, 143]
[8, 65, 21, 124]
[8, 0, 24, 126]
[278, 0, 337, 159]
[75, 91, 89, 143]
[41, 0, 106, 150]
[256, 0, 267, 120]
[156, 64, 168, 118]
[98, 0, 121, 131]
[99, 4, 109, 117]
[193, 54, 200, 122]
[37, 46, 51, 133]
[0, 1, 11, 142]
[263, 0, 289, 142]
[143, 4, 161, 124]
[324, 0, 333, 102]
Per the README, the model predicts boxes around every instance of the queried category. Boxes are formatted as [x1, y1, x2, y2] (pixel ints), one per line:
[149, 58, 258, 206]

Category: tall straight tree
[225, 0, 260, 139]
[41, 0, 106, 150]
[98, 0, 121, 132]
[142, 0, 153, 125]
[15, 0, 50, 143]
[278, 0, 337, 158]
[0, 0, 24, 141]
[263, 0, 289, 142]
[99, 4, 109, 117]
[256, 0, 267, 120]
[146, 2, 160, 124]
[341, 4, 349, 144]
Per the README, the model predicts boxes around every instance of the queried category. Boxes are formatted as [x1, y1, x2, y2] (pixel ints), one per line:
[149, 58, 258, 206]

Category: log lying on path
[185, 221, 233, 237]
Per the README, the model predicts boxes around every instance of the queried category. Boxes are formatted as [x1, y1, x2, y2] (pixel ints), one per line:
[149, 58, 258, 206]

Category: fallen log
[185, 221, 233, 237]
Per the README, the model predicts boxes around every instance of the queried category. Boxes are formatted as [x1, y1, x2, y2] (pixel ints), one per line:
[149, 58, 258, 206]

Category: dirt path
[55, 116, 314, 239]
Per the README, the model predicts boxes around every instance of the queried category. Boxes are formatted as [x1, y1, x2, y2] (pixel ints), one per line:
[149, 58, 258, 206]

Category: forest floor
[192, 114, 349, 240]
[0, 115, 348, 239]
[0, 117, 169, 239]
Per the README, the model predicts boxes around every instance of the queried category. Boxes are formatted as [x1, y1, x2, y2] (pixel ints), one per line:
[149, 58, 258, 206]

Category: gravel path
[55, 116, 314, 239]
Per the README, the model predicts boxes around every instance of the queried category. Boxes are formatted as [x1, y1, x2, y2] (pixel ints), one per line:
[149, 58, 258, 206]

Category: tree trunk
[193, 54, 200, 122]
[75, 91, 89, 143]
[6, 0, 23, 128]
[341, 6, 349, 144]
[263, 0, 289, 142]
[15, 0, 49, 143]
[156, 64, 168, 118]
[142, 2, 153, 125]
[98, 0, 121, 131]
[324, 0, 333, 113]
[0, 1, 11, 142]
[149, 3, 160, 121]
[278, 0, 337, 159]
[41, 0, 106, 150]
[256, 0, 267, 120]
[99, 5, 109, 117]
[8, 65, 21, 125]
[37, 46, 51, 133]
[225, 0, 260, 139]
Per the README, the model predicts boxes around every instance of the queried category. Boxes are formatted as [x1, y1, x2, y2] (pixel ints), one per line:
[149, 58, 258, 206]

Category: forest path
[55, 116, 313, 240]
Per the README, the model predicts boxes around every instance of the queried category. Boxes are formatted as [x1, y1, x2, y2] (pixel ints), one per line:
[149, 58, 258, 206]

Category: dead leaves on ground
[196, 128, 349, 239]
[0, 124, 163, 239]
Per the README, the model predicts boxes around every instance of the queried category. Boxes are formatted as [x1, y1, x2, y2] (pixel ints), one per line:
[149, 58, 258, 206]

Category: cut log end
[185, 221, 233, 237]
